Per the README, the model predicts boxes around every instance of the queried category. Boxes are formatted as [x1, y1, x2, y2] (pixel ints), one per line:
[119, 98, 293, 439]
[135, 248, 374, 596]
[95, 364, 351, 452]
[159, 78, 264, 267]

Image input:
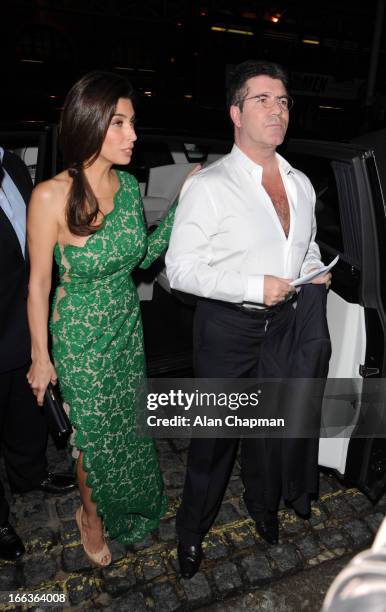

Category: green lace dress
[50, 170, 173, 544]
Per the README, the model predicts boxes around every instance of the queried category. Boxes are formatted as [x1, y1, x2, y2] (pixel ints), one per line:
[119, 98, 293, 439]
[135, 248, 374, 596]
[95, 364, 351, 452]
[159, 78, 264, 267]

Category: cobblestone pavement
[1, 437, 385, 611]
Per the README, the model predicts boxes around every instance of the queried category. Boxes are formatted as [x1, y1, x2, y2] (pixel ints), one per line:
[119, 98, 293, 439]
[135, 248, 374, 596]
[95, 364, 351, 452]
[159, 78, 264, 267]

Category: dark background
[1, 0, 385, 140]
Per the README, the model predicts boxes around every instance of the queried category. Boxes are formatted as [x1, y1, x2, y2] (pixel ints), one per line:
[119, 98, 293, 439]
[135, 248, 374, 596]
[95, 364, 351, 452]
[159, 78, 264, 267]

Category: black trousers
[176, 300, 295, 546]
[0, 364, 48, 524]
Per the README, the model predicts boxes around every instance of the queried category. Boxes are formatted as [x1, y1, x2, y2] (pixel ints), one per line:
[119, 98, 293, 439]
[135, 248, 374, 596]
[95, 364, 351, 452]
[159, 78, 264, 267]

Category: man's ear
[230, 104, 242, 128]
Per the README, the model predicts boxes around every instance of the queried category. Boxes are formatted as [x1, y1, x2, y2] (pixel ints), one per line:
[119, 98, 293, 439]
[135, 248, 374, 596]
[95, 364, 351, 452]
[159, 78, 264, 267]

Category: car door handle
[359, 365, 380, 377]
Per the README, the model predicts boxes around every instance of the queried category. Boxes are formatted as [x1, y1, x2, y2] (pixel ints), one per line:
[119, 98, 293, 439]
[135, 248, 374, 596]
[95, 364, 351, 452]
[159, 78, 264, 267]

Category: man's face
[230, 75, 289, 152]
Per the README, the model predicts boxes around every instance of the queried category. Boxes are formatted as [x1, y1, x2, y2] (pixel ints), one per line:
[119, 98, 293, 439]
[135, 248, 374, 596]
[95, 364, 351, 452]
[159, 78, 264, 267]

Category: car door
[284, 138, 386, 499]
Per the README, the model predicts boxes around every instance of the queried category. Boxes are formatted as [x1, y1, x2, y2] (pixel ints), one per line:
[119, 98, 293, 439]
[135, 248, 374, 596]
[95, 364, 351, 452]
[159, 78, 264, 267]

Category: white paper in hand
[290, 255, 339, 288]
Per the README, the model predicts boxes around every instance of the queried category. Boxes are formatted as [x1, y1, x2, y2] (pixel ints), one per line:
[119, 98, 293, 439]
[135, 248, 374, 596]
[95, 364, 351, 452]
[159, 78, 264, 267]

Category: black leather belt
[202, 293, 297, 318]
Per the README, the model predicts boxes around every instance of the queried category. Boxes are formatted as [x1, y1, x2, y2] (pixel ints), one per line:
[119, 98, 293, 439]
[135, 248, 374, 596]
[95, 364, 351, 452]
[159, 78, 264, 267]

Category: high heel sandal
[75, 506, 111, 567]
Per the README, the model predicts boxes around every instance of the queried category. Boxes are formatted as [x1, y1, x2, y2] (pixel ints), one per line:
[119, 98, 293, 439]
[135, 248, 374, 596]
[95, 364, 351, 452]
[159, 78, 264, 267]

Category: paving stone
[318, 474, 337, 495]
[232, 460, 241, 476]
[23, 526, 57, 554]
[214, 502, 240, 525]
[323, 495, 353, 519]
[156, 440, 173, 454]
[23, 554, 57, 587]
[0, 564, 21, 589]
[226, 526, 256, 549]
[131, 533, 155, 551]
[61, 544, 91, 572]
[171, 439, 190, 452]
[342, 519, 373, 547]
[109, 592, 148, 611]
[308, 503, 328, 527]
[181, 571, 211, 605]
[169, 553, 179, 574]
[108, 539, 127, 562]
[345, 492, 373, 514]
[240, 552, 273, 584]
[14, 490, 45, 506]
[56, 495, 79, 520]
[203, 536, 228, 560]
[318, 527, 350, 551]
[31, 604, 66, 612]
[142, 553, 165, 581]
[228, 478, 244, 497]
[66, 574, 99, 606]
[16, 498, 49, 526]
[158, 519, 176, 542]
[152, 581, 180, 611]
[267, 544, 302, 574]
[102, 562, 136, 596]
[212, 561, 242, 595]
[319, 473, 342, 495]
[282, 513, 305, 535]
[159, 452, 184, 472]
[295, 534, 320, 560]
[59, 520, 78, 546]
[364, 512, 385, 534]
[163, 470, 185, 488]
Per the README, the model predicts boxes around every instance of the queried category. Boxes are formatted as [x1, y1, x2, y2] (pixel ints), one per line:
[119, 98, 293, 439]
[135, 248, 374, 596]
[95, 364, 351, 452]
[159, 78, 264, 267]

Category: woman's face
[99, 97, 137, 165]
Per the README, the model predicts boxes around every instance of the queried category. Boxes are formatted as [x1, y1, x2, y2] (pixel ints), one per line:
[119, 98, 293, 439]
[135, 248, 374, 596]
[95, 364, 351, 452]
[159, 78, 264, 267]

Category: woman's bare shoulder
[31, 170, 71, 202]
[29, 171, 72, 221]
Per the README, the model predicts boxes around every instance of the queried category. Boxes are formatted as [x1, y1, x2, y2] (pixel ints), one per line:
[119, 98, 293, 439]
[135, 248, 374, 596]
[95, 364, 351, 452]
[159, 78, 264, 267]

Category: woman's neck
[83, 158, 116, 196]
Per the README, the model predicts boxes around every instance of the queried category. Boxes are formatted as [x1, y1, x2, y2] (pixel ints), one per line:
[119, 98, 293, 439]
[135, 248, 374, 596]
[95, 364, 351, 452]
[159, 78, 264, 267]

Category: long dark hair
[60, 71, 134, 236]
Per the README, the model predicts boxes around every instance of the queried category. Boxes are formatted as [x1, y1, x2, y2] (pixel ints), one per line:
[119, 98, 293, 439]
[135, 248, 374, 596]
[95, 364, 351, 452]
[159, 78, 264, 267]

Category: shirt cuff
[245, 275, 265, 305]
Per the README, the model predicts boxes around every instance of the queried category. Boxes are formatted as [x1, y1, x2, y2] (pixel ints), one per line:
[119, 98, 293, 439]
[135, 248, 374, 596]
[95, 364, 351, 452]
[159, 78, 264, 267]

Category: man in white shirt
[166, 60, 331, 578]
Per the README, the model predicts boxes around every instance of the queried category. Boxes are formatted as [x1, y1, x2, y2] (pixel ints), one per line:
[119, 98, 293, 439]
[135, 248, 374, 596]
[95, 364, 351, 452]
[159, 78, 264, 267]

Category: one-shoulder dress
[50, 171, 173, 544]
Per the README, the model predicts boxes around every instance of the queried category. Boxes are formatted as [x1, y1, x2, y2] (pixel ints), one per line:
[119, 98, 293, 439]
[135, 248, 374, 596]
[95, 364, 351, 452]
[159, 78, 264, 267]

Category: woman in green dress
[26, 72, 180, 566]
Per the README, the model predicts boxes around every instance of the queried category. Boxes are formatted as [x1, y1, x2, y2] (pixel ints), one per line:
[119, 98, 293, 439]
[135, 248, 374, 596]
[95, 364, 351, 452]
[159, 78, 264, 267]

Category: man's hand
[263, 275, 295, 306]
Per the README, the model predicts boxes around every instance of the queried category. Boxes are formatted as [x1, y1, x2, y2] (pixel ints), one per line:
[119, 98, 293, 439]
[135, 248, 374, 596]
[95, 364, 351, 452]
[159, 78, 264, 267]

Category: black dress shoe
[38, 472, 76, 494]
[255, 516, 279, 545]
[177, 542, 202, 579]
[0, 522, 25, 561]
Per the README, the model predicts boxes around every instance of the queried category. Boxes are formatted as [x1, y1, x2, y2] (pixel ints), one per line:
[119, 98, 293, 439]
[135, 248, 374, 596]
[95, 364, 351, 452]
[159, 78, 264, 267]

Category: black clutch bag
[43, 383, 72, 445]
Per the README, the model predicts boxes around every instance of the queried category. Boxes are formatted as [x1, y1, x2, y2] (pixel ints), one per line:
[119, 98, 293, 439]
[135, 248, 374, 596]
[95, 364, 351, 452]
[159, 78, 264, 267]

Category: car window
[184, 143, 209, 163]
[285, 152, 344, 253]
[128, 141, 174, 183]
[0, 125, 57, 184]
[184, 141, 230, 165]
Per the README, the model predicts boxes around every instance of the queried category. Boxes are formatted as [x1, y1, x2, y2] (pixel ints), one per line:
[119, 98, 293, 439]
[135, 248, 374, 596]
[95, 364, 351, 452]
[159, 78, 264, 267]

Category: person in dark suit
[0, 147, 75, 561]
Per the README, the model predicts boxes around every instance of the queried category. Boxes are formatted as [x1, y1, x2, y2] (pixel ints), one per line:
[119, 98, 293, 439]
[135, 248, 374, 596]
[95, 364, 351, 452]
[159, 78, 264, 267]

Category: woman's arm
[26, 181, 60, 405]
[139, 198, 178, 270]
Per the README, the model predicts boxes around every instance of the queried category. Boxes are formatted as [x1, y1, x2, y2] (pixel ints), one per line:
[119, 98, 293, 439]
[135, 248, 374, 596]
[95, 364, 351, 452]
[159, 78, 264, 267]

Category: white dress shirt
[166, 144, 322, 305]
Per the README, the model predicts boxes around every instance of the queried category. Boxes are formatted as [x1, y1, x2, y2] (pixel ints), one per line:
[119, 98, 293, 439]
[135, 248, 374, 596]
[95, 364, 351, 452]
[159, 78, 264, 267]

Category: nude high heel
[75, 506, 111, 567]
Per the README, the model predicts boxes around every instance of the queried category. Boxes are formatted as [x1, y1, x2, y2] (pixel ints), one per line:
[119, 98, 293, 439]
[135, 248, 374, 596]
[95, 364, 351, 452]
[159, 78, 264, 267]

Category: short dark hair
[226, 60, 289, 111]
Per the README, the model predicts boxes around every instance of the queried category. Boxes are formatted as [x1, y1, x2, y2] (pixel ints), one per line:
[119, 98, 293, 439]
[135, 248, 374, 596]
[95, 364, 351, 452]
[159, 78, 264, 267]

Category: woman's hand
[27, 360, 58, 406]
[184, 164, 202, 185]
